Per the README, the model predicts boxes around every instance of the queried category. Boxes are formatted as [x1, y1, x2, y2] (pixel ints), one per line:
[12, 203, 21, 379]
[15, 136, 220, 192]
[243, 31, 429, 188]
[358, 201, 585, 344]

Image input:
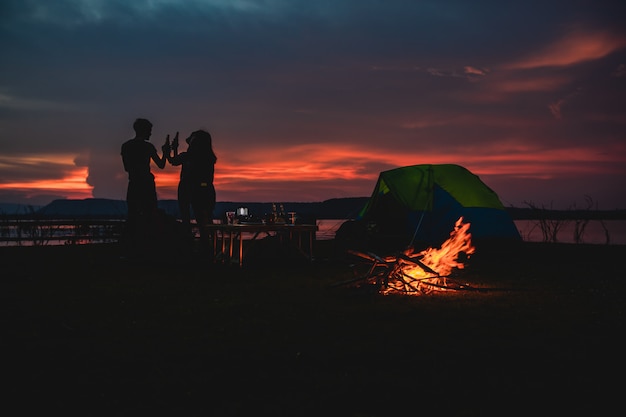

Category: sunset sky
[1, 0, 625, 210]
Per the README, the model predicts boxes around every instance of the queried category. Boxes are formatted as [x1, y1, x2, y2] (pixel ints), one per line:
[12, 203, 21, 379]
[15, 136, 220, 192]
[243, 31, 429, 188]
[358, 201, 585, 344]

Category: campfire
[346, 217, 476, 295]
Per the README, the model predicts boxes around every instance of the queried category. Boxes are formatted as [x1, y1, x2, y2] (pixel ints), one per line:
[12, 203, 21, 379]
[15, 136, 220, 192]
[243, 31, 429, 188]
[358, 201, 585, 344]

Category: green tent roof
[361, 164, 505, 216]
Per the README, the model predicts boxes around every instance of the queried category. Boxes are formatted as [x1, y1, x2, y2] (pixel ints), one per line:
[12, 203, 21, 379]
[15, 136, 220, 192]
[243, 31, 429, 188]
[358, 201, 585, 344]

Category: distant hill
[0, 203, 42, 216]
[5, 197, 371, 220]
[3, 198, 624, 220]
[35, 198, 128, 219]
[215, 198, 369, 221]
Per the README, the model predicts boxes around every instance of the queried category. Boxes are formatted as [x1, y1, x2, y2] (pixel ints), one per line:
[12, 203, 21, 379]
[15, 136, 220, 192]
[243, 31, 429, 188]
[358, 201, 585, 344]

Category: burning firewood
[336, 217, 476, 295]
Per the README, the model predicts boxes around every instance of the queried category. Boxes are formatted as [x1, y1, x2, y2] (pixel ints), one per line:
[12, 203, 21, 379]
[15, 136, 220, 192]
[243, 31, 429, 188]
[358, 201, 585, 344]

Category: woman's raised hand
[162, 134, 171, 154]
[172, 131, 179, 151]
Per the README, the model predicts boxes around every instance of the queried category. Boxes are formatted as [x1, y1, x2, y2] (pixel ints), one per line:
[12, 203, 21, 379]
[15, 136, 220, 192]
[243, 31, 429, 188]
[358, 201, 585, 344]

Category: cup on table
[226, 211, 236, 224]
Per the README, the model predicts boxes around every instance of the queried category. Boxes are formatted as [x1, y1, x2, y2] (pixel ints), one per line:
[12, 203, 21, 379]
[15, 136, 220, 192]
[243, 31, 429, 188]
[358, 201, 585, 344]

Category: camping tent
[345, 164, 521, 250]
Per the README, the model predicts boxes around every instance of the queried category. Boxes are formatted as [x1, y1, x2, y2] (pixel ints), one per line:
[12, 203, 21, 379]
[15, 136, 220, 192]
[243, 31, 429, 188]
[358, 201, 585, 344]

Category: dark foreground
[2, 241, 624, 416]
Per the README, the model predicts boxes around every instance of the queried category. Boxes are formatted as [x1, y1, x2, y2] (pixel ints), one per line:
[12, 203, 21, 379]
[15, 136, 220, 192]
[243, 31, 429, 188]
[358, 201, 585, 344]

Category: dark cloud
[1, 0, 625, 208]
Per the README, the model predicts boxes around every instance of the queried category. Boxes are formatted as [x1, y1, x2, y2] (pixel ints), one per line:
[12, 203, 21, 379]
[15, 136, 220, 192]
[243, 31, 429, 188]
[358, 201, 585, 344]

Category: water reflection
[316, 219, 626, 245]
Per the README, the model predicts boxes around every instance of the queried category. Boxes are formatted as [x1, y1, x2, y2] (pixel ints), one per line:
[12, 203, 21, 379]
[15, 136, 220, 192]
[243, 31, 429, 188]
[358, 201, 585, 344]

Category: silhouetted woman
[168, 129, 217, 246]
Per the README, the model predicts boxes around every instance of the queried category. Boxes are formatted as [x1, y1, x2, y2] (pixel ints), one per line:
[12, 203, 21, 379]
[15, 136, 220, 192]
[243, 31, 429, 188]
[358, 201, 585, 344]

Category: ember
[346, 217, 476, 295]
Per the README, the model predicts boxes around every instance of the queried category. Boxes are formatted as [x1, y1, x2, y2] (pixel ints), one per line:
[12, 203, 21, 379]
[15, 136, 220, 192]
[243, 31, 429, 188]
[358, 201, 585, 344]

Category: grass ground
[2, 240, 624, 416]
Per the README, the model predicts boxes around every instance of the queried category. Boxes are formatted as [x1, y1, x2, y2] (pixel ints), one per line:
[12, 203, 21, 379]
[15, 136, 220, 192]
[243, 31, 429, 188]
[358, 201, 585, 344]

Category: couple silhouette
[121, 118, 217, 253]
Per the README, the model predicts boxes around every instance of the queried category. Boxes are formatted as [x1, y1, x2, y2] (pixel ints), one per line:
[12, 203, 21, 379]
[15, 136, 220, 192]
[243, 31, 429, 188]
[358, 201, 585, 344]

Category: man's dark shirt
[121, 139, 157, 181]
[121, 138, 158, 221]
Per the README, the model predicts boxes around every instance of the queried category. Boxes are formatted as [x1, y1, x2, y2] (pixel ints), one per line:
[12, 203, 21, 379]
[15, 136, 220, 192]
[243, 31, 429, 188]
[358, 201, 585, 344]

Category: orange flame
[383, 217, 475, 295]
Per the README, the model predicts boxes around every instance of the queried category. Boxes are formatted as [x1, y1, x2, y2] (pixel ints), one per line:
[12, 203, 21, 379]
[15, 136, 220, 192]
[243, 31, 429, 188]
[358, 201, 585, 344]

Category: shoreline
[3, 197, 626, 220]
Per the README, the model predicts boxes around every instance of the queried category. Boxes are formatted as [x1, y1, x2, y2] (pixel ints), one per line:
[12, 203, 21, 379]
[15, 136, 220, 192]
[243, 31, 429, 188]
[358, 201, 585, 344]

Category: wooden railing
[0, 219, 126, 246]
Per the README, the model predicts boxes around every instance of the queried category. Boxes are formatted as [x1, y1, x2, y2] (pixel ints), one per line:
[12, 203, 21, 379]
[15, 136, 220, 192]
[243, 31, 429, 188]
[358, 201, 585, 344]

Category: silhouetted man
[121, 118, 169, 242]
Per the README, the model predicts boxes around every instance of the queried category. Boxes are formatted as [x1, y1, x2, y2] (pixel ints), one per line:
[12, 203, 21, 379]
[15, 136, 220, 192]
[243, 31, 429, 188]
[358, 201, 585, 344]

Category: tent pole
[407, 210, 426, 248]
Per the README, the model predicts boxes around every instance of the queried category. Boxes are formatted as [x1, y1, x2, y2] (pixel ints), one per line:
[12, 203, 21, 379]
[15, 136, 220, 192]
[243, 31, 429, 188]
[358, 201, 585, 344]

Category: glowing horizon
[1, 139, 624, 207]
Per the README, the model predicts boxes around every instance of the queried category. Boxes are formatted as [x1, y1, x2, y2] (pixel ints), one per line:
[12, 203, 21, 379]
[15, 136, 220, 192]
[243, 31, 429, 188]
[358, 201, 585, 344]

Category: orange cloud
[3, 141, 625, 204]
[464, 66, 489, 76]
[0, 166, 93, 198]
[504, 30, 626, 69]
[490, 75, 572, 93]
[210, 142, 625, 189]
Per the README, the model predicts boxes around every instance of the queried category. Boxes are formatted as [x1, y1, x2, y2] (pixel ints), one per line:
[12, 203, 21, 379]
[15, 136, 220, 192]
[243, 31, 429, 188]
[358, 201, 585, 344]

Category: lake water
[316, 219, 626, 245]
[513, 219, 626, 245]
[2, 218, 624, 246]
